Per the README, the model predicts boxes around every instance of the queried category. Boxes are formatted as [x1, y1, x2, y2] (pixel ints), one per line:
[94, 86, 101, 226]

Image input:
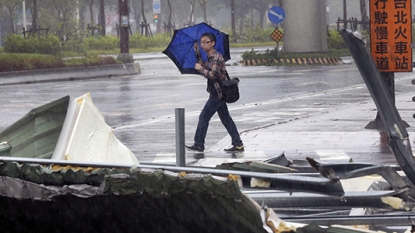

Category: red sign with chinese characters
[370, 0, 412, 72]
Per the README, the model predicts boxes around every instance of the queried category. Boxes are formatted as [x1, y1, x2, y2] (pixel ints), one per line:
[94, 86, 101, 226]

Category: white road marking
[151, 151, 268, 164]
[152, 153, 176, 163]
[315, 150, 351, 161]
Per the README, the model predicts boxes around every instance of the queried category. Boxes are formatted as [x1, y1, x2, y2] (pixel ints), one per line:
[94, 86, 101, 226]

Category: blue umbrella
[162, 22, 230, 74]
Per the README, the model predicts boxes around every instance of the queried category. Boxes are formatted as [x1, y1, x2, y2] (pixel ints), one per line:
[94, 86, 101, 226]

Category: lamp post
[22, 1, 26, 31]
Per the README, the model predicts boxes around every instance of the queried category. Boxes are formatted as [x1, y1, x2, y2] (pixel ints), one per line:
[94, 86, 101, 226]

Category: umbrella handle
[193, 42, 201, 60]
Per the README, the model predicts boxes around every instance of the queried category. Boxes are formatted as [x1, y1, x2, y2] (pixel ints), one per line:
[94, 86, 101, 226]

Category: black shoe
[224, 145, 244, 152]
[186, 144, 204, 152]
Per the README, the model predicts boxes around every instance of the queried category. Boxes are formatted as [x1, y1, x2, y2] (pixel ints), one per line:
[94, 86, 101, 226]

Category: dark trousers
[194, 95, 243, 150]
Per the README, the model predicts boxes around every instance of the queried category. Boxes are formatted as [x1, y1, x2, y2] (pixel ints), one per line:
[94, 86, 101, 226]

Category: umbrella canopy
[162, 22, 230, 74]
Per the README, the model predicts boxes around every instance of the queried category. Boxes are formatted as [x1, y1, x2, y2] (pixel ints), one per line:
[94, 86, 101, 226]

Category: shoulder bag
[221, 71, 240, 103]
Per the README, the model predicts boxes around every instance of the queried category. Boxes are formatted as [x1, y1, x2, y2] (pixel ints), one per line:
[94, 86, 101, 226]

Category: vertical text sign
[370, 0, 412, 72]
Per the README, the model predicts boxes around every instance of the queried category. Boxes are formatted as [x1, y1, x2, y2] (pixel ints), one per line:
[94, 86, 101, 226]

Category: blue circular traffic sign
[153, 3, 160, 10]
[268, 6, 285, 24]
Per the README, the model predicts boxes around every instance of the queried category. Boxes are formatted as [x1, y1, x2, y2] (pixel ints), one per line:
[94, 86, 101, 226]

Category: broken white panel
[341, 176, 384, 192]
[64, 93, 139, 165]
[51, 97, 81, 160]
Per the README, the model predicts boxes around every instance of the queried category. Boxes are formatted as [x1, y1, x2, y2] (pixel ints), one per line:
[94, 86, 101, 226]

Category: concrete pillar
[282, 0, 327, 53]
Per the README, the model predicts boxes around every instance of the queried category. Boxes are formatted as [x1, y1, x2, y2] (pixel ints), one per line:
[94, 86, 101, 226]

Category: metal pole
[277, 41, 279, 59]
[343, 0, 347, 29]
[22, 1, 26, 31]
[175, 108, 185, 167]
[340, 30, 415, 187]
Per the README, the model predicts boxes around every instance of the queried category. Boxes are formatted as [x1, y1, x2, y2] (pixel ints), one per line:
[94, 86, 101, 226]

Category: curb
[0, 63, 141, 86]
[239, 57, 345, 66]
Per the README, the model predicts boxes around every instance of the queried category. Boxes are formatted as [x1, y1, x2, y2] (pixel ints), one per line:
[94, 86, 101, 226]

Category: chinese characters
[370, 0, 412, 72]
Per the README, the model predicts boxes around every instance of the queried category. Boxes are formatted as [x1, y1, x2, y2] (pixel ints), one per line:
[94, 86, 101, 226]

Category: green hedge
[63, 56, 119, 67]
[2, 34, 62, 55]
[81, 34, 171, 51]
[130, 33, 171, 49]
[0, 53, 65, 72]
[62, 38, 87, 54]
[83, 36, 119, 50]
[0, 53, 119, 72]
[328, 29, 347, 49]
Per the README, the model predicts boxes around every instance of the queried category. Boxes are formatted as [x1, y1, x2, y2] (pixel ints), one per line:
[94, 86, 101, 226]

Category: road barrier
[240, 57, 345, 66]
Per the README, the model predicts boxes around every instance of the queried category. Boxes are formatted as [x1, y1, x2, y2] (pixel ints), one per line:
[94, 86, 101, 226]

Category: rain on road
[0, 49, 414, 163]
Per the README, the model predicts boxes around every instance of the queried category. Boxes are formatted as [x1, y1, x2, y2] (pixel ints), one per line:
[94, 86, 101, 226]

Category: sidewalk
[209, 91, 415, 166]
[0, 63, 140, 86]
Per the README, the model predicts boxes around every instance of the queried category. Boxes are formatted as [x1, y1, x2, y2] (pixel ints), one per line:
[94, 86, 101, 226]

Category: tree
[186, 0, 196, 26]
[99, 0, 105, 36]
[141, 0, 150, 36]
[30, 0, 38, 34]
[360, 0, 368, 31]
[35, 0, 78, 40]
[251, 0, 273, 28]
[87, 0, 95, 36]
[166, 0, 173, 34]
[77, 0, 88, 30]
[198, 0, 207, 22]
[0, 0, 21, 34]
[219, 0, 255, 40]
[131, 0, 142, 32]
[160, 0, 197, 28]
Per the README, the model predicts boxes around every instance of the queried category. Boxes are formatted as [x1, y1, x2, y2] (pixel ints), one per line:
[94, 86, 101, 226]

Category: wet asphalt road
[0, 48, 414, 163]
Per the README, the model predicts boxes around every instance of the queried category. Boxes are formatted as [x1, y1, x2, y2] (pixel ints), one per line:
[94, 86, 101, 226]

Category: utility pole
[99, 0, 106, 36]
[117, 0, 133, 63]
[31, 0, 37, 30]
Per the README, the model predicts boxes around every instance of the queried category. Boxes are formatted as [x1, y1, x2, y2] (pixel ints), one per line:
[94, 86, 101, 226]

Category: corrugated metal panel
[0, 162, 269, 233]
[0, 96, 69, 159]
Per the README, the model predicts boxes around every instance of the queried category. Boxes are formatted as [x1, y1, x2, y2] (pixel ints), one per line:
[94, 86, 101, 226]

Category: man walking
[186, 32, 244, 153]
